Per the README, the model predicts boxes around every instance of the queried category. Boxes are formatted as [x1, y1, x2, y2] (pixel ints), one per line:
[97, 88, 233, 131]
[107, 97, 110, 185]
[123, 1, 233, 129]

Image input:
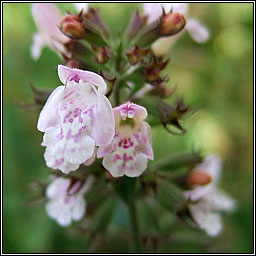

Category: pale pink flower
[184, 155, 236, 236]
[31, 3, 70, 60]
[98, 102, 153, 177]
[37, 65, 115, 173]
[143, 3, 210, 56]
[46, 176, 94, 226]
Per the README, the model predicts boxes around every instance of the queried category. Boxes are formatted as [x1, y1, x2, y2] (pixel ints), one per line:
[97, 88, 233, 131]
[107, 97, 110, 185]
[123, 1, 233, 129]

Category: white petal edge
[186, 18, 210, 43]
[37, 86, 64, 132]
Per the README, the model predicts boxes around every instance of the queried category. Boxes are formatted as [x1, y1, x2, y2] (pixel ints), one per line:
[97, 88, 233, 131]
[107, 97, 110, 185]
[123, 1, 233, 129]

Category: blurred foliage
[3, 3, 253, 253]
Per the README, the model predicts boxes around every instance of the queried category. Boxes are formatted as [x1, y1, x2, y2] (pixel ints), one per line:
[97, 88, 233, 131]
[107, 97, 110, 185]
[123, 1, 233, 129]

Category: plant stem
[127, 200, 142, 253]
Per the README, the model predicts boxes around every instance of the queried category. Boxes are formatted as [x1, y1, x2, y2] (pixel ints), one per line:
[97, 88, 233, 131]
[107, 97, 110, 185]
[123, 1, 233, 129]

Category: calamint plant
[23, 3, 235, 253]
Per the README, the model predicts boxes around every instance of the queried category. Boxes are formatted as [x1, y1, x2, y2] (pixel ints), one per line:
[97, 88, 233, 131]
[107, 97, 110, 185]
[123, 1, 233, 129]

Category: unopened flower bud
[149, 82, 173, 98]
[126, 45, 150, 65]
[144, 57, 169, 85]
[60, 14, 85, 39]
[187, 170, 212, 186]
[92, 45, 111, 64]
[136, 11, 186, 47]
[157, 99, 190, 134]
[83, 7, 110, 37]
[126, 11, 148, 40]
[66, 59, 80, 68]
[160, 12, 186, 36]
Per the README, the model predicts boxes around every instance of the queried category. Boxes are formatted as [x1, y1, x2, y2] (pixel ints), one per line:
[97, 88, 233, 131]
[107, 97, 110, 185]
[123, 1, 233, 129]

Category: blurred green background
[3, 3, 253, 253]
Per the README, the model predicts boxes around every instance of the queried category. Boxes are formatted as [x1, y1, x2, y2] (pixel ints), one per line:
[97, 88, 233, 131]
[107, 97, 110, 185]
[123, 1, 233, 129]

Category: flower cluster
[27, 2, 235, 246]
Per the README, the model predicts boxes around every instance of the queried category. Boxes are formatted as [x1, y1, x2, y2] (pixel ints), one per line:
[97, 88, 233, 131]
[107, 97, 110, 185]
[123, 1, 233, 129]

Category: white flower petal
[143, 3, 163, 24]
[46, 177, 69, 198]
[89, 94, 115, 147]
[139, 122, 154, 160]
[170, 3, 189, 14]
[186, 18, 210, 43]
[64, 133, 95, 165]
[71, 196, 86, 221]
[31, 3, 68, 44]
[205, 189, 236, 212]
[125, 153, 148, 178]
[37, 86, 64, 132]
[44, 146, 80, 173]
[103, 152, 126, 177]
[31, 32, 46, 60]
[188, 200, 222, 237]
[184, 184, 214, 202]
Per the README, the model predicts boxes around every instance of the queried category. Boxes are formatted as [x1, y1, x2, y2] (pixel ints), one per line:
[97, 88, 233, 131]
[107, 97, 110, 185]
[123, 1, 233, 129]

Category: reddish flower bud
[187, 170, 212, 186]
[66, 59, 80, 68]
[160, 12, 186, 36]
[126, 45, 150, 65]
[91, 45, 111, 64]
[60, 14, 85, 39]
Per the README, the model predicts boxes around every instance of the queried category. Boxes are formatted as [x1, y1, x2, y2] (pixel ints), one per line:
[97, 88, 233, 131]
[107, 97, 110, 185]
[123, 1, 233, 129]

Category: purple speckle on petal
[63, 90, 74, 99]
[113, 154, 121, 163]
[118, 139, 123, 147]
[79, 116, 83, 123]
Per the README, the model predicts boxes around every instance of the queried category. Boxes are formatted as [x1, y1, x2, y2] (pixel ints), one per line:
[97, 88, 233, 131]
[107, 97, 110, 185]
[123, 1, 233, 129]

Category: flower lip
[58, 65, 107, 94]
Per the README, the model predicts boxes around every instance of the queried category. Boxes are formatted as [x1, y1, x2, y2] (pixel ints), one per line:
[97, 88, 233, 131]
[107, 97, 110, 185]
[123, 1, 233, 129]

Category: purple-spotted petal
[125, 153, 148, 177]
[64, 134, 95, 165]
[102, 153, 126, 177]
[44, 147, 80, 173]
[58, 65, 107, 94]
[37, 86, 64, 132]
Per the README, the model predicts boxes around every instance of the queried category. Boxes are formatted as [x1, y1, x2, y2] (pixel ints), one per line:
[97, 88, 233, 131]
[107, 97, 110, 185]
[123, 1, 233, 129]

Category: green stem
[127, 201, 142, 253]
